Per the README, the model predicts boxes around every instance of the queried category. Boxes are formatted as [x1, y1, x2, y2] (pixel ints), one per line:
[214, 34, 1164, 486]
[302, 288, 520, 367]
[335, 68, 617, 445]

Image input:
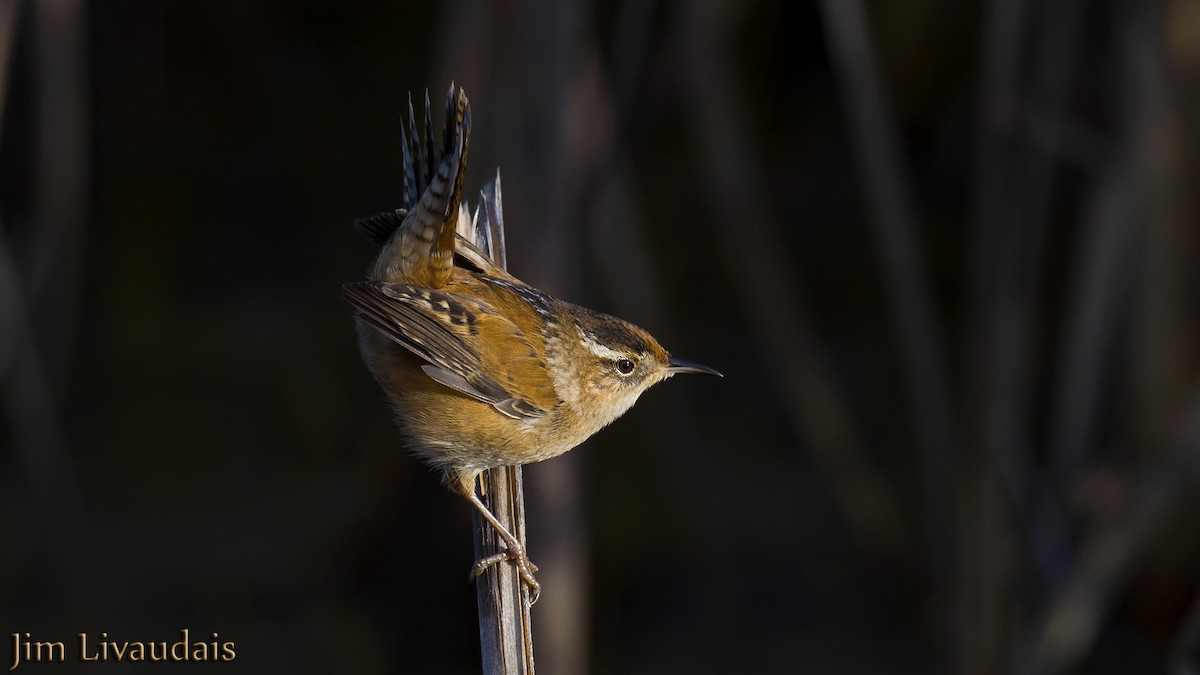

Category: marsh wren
[344, 84, 720, 599]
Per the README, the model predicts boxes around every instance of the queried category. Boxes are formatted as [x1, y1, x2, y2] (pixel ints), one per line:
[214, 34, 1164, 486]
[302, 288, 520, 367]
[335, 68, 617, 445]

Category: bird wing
[343, 281, 557, 418]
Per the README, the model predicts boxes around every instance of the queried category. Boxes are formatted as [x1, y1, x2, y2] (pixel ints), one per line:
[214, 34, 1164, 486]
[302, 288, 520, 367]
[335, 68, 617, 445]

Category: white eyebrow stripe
[577, 328, 626, 360]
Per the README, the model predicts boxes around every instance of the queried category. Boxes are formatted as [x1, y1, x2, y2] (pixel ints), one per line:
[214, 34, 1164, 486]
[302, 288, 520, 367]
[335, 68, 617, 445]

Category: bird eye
[615, 358, 636, 375]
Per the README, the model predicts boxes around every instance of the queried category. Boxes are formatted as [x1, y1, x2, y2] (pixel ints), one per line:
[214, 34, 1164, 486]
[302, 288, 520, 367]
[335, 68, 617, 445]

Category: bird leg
[466, 489, 541, 604]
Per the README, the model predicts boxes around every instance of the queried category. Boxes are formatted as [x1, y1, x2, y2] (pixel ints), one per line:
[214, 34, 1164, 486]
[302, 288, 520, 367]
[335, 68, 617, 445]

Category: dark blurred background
[3, 0, 1200, 673]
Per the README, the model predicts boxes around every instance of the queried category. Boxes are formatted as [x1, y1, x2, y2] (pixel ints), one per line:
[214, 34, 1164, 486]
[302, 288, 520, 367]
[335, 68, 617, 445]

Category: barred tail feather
[370, 85, 471, 288]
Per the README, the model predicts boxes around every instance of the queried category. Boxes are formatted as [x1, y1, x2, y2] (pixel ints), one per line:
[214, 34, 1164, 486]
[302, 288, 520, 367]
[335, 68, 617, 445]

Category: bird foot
[469, 544, 541, 604]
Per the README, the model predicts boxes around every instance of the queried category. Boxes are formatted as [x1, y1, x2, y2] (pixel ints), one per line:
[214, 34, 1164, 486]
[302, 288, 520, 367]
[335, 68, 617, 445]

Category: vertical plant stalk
[473, 466, 535, 674]
[470, 179, 535, 675]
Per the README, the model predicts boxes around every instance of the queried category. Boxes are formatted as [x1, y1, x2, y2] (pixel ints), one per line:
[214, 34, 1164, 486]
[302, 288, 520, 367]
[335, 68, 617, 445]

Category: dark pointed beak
[666, 357, 723, 377]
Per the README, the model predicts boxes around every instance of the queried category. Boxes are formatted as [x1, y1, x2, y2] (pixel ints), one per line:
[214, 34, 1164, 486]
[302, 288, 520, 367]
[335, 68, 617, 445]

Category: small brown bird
[344, 84, 720, 599]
